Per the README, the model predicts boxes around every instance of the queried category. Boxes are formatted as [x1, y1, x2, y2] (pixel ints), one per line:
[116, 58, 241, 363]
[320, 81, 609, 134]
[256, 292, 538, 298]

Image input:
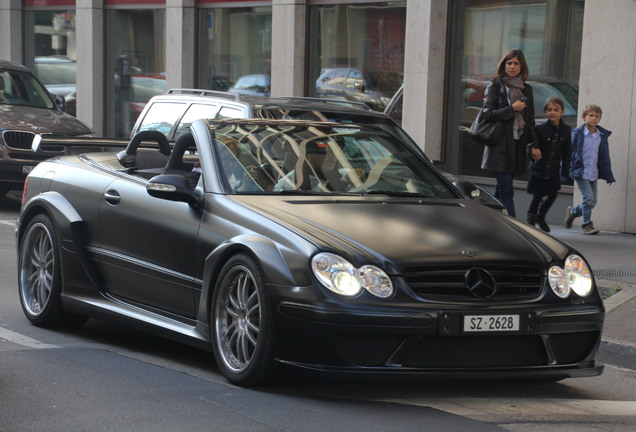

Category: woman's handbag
[468, 110, 503, 147]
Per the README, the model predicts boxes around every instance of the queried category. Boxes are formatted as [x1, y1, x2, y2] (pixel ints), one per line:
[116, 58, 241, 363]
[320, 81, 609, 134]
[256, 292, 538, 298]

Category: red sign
[198, 0, 270, 3]
[24, 0, 75, 6]
[105, 0, 166, 5]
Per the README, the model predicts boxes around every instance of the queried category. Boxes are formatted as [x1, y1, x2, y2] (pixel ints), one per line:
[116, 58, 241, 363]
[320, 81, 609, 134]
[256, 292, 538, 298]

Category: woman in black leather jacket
[480, 49, 537, 217]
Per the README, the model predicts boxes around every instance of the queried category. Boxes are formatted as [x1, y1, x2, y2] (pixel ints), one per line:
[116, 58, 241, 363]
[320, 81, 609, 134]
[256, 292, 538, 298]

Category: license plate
[22, 165, 34, 174]
[463, 315, 519, 332]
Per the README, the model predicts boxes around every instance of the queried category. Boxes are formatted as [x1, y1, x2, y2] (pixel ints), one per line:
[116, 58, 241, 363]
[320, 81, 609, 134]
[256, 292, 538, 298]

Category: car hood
[233, 196, 569, 272]
[0, 105, 92, 135]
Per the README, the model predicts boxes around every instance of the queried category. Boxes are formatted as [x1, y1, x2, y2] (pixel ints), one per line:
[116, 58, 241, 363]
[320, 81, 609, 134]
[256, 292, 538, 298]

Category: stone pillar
[0, 0, 22, 62]
[271, 0, 306, 96]
[76, 0, 105, 135]
[577, 0, 636, 233]
[166, 0, 196, 90]
[402, 0, 448, 160]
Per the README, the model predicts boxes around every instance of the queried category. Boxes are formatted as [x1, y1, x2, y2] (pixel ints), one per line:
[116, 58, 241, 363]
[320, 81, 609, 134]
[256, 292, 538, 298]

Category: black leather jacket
[529, 119, 571, 180]
[480, 78, 537, 174]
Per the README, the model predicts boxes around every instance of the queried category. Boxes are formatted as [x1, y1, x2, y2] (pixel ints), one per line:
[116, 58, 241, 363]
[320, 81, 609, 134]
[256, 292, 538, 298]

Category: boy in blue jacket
[564, 104, 616, 235]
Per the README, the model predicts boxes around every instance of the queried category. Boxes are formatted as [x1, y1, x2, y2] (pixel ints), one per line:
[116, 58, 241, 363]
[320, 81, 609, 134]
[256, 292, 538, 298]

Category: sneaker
[564, 206, 575, 229]
[582, 224, 599, 235]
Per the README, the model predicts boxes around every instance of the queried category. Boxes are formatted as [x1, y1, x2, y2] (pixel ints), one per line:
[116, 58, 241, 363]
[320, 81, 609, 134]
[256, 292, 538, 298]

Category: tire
[18, 214, 87, 327]
[211, 254, 275, 386]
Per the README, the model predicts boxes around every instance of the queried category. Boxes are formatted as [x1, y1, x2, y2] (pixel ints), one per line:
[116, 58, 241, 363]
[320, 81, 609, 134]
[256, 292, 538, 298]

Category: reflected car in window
[316, 68, 403, 112]
[18, 118, 603, 387]
[228, 74, 271, 97]
[0, 59, 93, 196]
[34, 56, 77, 103]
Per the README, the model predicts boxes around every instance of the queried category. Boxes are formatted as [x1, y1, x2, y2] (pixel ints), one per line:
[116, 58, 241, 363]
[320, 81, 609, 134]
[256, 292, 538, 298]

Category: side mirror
[53, 94, 67, 111]
[454, 180, 506, 213]
[147, 174, 203, 206]
[452, 180, 480, 198]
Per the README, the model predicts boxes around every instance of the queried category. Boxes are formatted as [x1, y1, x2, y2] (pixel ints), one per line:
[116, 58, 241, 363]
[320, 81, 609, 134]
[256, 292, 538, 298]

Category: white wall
[76, 0, 105, 135]
[402, 0, 448, 160]
[271, 0, 306, 96]
[166, 0, 195, 91]
[0, 0, 22, 63]
[578, 0, 636, 233]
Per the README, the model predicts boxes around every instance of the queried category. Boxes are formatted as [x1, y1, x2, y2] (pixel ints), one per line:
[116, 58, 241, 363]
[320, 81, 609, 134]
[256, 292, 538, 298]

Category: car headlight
[548, 254, 593, 298]
[311, 253, 393, 298]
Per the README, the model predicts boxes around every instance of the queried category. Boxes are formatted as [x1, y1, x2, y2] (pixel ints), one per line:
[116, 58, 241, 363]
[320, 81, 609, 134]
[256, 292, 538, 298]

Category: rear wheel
[211, 254, 275, 386]
[18, 214, 86, 327]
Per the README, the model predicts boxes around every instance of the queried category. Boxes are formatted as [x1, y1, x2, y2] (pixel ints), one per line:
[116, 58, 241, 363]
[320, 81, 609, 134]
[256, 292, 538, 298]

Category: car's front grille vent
[403, 265, 543, 302]
[3, 131, 35, 150]
[334, 331, 600, 368]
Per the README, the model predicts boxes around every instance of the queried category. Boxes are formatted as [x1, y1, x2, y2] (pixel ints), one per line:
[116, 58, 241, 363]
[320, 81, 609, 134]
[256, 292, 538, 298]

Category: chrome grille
[3, 130, 35, 150]
[403, 265, 543, 301]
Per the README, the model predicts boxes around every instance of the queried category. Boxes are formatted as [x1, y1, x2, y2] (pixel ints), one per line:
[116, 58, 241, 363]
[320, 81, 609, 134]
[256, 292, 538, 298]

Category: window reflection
[23, 10, 77, 115]
[308, 2, 406, 112]
[446, 0, 584, 180]
[197, 7, 272, 93]
[106, 9, 166, 138]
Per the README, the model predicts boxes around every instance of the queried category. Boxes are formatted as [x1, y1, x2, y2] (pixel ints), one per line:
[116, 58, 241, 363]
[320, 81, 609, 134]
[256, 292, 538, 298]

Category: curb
[598, 340, 636, 370]
[596, 279, 636, 370]
[597, 279, 636, 313]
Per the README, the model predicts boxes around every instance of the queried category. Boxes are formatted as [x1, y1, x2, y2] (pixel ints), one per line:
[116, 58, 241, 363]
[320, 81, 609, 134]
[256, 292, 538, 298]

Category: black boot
[527, 212, 537, 227]
[536, 207, 550, 232]
[536, 215, 550, 232]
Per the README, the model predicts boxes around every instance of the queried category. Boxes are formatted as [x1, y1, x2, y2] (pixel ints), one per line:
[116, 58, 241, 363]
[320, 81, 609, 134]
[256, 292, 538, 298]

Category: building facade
[1, 0, 635, 233]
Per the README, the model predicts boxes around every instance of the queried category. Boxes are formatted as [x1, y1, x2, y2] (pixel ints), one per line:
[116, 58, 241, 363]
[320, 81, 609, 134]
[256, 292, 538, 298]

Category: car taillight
[21, 179, 28, 205]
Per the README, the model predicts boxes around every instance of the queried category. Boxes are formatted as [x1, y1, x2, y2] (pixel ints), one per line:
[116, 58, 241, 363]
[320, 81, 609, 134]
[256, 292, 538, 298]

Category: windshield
[0, 69, 55, 109]
[208, 120, 455, 198]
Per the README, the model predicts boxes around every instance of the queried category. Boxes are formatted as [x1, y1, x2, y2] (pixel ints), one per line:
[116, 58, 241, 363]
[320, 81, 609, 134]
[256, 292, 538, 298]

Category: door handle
[104, 190, 121, 205]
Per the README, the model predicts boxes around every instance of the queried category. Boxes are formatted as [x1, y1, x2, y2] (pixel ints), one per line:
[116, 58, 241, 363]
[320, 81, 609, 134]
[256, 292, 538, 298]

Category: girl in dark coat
[480, 49, 537, 217]
[526, 97, 571, 232]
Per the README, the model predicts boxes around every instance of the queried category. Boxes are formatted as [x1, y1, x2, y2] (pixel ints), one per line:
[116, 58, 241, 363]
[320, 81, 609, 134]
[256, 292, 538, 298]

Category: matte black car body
[17, 118, 604, 386]
[0, 59, 93, 195]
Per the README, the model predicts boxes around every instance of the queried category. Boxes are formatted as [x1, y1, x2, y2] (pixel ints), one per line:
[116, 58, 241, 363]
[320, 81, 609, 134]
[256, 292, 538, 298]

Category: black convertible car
[17, 118, 604, 386]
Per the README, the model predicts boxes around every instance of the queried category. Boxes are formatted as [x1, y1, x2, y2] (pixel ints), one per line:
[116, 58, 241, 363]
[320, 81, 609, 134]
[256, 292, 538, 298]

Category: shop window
[445, 0, 584, 180]
[106, 9, 166, 138]
[308, 2, 406, 112]
[197, 7, 272, 93]
[23, 10, 77, 115]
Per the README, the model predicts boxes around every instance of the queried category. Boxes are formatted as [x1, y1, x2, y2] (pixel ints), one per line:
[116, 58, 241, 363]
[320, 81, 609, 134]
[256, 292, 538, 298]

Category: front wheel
[18, 214, 86, 327]
[211, 254, 275, 386]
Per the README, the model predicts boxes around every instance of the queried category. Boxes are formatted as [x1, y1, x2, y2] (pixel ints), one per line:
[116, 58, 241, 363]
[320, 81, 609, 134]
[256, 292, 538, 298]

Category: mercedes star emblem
[464, 267, 497, 298]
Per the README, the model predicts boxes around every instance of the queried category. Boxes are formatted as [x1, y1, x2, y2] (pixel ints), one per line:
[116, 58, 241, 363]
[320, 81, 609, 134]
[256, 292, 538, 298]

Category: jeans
[494, 171, 516, 217]
[572, 177, 597, 226]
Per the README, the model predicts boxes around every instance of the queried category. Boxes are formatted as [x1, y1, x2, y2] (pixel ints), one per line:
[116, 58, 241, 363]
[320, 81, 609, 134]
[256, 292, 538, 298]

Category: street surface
[1, 192, 634, 431]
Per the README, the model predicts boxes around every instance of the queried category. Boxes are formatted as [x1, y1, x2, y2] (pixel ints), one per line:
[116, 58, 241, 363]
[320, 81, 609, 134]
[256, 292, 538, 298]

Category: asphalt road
[1, 192, 635, 432]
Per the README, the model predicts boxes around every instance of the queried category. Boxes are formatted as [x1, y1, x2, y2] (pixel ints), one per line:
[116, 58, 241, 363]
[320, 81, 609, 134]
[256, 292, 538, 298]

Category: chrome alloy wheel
[215, 264, 262, 373]
[19, 220, 56, 318]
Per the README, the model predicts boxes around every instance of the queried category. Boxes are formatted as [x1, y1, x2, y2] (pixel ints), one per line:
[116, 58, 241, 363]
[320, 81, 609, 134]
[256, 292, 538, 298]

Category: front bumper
[275, 300, 604, 379]
[0, 159, 38, 187]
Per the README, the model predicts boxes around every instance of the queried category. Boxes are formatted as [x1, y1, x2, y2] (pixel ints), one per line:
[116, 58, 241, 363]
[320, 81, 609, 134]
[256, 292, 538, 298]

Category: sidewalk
[549, 224, 636, 370]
